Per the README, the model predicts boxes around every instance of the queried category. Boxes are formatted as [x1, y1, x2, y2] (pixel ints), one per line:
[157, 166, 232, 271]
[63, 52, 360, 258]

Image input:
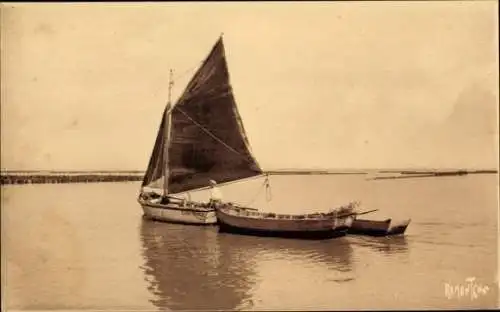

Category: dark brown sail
[166, 37, 262, 194]
[142, 37, 262, 194]
[141, 105, 169, 188]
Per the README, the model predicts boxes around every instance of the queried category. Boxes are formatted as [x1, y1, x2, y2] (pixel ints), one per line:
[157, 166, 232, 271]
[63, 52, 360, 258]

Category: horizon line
[1, 167, 498, 173]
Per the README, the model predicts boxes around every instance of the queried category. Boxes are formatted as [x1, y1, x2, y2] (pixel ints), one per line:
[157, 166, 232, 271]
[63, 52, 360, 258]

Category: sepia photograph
[1, 1, 498, 310]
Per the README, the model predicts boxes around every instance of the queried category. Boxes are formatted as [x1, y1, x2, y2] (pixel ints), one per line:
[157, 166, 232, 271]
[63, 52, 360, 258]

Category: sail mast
[162, 69, 174, 196]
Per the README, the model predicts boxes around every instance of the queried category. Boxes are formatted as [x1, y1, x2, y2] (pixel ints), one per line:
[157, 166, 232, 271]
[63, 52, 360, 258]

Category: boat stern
[387, 219, 411, 235]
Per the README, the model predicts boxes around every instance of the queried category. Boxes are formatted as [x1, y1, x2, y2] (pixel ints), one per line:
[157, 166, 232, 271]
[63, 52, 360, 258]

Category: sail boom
[170, 173, 266, 196]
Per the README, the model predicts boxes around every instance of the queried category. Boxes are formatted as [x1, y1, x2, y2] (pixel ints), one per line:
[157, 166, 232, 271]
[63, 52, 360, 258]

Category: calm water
[2, 174, 498, 310]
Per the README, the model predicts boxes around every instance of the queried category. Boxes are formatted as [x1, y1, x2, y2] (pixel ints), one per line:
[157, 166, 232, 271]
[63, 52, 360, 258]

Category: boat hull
[218, 222, 348, 239]
[139, 198, 217, 225]
[348, 218, 410, 236]
[216, 206, 354, 240]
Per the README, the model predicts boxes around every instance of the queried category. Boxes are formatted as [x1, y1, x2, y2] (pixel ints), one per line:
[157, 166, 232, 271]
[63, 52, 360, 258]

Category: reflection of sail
[139, 219, 256, 310]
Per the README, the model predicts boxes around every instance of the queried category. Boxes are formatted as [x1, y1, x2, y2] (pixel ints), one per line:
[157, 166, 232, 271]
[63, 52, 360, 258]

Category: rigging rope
[241, 174, 273, 207]
[265, 174, 272, 202]
[173, 61, 203, 82]
[174, 107, 253, 163]
[166, 51, 256, 167]
[167, 61, 203, 104]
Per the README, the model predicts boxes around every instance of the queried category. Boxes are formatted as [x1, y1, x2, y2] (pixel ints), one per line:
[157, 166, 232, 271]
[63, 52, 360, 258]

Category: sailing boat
[138, 35, 262, 225]
[139, 35, 358, 237]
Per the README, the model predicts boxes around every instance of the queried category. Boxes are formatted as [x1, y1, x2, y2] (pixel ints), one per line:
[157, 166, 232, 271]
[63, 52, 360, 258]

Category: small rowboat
[348, 218, 411, 236]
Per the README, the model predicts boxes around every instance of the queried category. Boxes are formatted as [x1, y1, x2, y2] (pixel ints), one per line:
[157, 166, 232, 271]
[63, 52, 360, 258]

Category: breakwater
[1, 172, 144, 185]
[1, 169, 496, 185]
[368, 170, 497, 180]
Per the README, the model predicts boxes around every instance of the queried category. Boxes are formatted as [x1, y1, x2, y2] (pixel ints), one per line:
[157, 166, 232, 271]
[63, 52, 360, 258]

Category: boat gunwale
[217, 205, 352, 222]
[354, 218, 392, 224]
[138, 197, 215, 213]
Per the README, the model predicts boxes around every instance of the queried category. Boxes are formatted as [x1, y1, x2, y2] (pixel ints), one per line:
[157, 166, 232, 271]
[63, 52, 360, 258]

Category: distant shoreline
[0, 169, 497, 185]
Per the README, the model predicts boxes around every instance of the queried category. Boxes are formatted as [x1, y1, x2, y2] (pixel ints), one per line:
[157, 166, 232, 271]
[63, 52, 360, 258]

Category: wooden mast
[162, 69, 174, 197]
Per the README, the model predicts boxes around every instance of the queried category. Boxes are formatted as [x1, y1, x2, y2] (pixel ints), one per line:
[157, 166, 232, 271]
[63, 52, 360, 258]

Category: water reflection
[218, 232, 354, 273]
[349, 235, 410, 255]
[140, 220, 355, 310]
[140, 219, 256, 310]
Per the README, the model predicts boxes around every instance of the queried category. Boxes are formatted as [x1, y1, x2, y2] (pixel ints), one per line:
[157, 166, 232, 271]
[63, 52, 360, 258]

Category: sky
[1, 1, 498, 171]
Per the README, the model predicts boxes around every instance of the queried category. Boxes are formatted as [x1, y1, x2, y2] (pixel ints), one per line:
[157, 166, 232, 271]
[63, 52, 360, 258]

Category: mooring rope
[242, 174, 273, 207]
[265, 175, 272, 202]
